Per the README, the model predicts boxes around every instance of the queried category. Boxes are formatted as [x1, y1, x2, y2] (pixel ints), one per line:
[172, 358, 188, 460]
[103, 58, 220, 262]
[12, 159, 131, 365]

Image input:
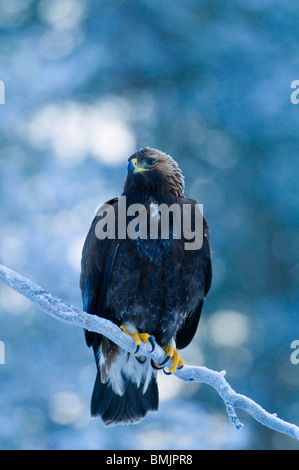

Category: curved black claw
[148, 336, 155, 353]
[151, 359, 164, 370]
[134, 344, 141, 355]
[159, 355, 171, 367]
[135, 356, 147, 364]
[162, 363, 184, 374]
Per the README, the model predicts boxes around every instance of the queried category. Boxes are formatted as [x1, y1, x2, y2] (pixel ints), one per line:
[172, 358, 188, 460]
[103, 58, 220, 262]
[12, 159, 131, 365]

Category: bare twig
[0, 263, 298, 441]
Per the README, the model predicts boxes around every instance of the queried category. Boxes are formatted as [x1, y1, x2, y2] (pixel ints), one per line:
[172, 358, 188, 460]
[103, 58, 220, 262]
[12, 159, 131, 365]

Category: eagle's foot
[160, 346, 185, 374]
[119, 325, 155, 354]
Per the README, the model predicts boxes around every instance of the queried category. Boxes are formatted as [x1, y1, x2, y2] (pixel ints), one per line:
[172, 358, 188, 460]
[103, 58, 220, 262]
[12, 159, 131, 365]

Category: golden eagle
[80, 148, 212, 426]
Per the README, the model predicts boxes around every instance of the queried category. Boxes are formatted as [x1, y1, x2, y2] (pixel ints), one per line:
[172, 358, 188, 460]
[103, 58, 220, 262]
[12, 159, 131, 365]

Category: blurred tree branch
[0, 263, 298, 442]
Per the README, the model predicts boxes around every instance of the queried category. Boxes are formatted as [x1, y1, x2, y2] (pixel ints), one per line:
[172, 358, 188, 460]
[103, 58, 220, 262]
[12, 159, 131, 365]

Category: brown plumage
[80, 147, 212, 426]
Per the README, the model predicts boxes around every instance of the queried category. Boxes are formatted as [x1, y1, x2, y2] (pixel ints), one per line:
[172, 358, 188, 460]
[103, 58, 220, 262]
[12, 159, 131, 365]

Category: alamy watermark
[0, 341, 5, 365]
[95, 196, 204, 250]
[0, 80, 5, 105]
[290, 80, 299, 105]
[290, 340, 299, 365]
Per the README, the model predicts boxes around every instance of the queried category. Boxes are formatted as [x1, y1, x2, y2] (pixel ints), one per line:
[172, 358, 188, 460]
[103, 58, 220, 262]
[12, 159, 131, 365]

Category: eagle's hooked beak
[128, 158, 150, 174]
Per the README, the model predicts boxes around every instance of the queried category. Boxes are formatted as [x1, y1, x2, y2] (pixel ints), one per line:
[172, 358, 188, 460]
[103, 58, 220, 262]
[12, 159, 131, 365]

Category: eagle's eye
[141, 158, 158, 169]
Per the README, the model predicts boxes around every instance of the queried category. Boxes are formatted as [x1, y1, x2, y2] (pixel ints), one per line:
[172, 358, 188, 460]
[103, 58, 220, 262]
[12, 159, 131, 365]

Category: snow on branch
[0, 263, 298, 442]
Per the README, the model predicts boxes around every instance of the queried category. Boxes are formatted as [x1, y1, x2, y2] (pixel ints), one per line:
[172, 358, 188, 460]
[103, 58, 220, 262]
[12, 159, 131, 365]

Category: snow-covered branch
[0, 263, 298, 442]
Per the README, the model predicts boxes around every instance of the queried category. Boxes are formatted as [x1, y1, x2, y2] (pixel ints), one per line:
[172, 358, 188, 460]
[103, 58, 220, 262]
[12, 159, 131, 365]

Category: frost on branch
[0, 263, 299, 442]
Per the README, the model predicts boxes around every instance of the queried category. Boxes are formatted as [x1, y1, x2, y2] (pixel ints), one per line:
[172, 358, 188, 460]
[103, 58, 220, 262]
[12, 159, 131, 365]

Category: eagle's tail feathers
[91, 370, 159, 426]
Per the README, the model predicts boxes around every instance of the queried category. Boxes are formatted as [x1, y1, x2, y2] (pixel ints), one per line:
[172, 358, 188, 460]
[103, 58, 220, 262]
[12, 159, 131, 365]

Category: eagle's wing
[175, 213, 212, 350]
[80, 197, 120, 354]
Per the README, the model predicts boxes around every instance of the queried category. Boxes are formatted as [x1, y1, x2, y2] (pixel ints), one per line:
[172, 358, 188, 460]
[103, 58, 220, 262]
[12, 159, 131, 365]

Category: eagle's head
[123, 148, 185, 200]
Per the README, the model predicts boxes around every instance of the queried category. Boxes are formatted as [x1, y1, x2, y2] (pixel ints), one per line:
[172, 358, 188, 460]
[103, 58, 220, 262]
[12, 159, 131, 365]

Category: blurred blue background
[0, 0, 298, 450]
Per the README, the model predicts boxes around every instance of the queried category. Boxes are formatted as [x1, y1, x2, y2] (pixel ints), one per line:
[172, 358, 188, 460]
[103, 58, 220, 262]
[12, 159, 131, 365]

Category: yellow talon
[162, 345, 185, 374]
[120, 326, 184, 372]
[120, 325, 154, 354]
[134, 333, 151, 344]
